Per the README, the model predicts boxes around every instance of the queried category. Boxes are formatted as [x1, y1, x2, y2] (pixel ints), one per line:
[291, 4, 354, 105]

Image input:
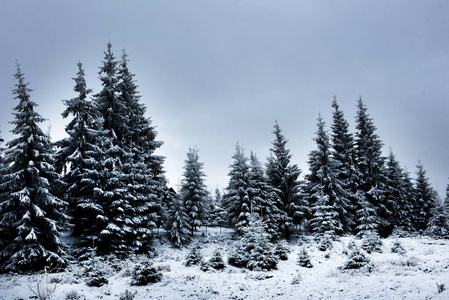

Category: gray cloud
[1, 0, 448, 196]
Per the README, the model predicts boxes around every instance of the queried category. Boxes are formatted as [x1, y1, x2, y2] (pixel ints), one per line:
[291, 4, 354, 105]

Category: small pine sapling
[317, 234, 333, 251]
[185, 244, 204, 267]
[361, 231, 383, 254]
[297, 248, 313, 268]
[274, 240, 291, 261]
[391, 239, 407, 255]
[208, 249, 226, 270]
[130, 260, 162, 285]
[341, 246, 372, 271]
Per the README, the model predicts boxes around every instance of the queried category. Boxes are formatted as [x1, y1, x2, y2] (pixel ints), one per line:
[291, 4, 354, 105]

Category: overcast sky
[1, 1, 448, 197]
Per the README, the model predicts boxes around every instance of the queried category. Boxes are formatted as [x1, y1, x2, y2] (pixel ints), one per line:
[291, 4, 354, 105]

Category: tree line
[0, 43, 447, 273]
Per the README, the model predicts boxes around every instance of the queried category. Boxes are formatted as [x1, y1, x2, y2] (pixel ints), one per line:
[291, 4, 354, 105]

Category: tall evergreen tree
[223, 144, 252, 235]
[92, 43, 134, 255]
[0, 63, 66, 272]
[330, 97, 357, 232]
[444, 184, 449, 219]
[354, 98, 388, 235]
[56, 62, 105, 242]
[384, 150, 413, 232]
[266, 121, 306, 235]
[248, 151, 284, 239]
[117, 49, 166, 251]
[413, 161, 436, 231]
[180, 147, 209, 236]
[306, 115, 349, 237]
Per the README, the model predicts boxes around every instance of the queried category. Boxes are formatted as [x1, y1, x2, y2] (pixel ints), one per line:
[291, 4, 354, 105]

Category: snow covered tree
[297, 247, 313, 268]
[445, 184, 449, 219]
[355, 199, 378, 237]
[116, 49, 166, 252]
[0, 63, 67, 272]
[249, 151, 285, 239]
[425, 201, 449, 239]
[55, 61, 105, 243]
[228, 217, 278, 271]
[266, 121, 306, 236]
[354, 98, 387, 234]
[413, 161, 436, 231]
[91, 43, 136, 255]
[306, 115, 350, 237]
[223, 144, 252, 234]
[330, 97, 357, 232]
[180, 147, 209, 236]
[165, 193, 191, 248]
[384, 150, 413, 232]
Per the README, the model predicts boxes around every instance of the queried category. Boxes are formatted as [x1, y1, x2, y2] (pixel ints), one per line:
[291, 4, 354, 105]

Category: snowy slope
[1, 228, 448, 300]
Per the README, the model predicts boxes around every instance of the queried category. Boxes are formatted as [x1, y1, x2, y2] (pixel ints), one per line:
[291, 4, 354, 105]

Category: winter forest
[1, 43, 448, 299]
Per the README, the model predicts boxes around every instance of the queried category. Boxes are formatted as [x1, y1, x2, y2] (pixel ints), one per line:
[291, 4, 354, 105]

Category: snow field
[0, 229, 448, 300]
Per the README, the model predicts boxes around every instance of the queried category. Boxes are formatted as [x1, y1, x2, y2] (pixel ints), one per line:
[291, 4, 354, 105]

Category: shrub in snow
[341, 246, 373, 271]
[130, 260, 162, 285]
[291, 270, 302, 285]
[274, 240, 291, 261]
[228, 219, 278, 271]
[361, 231, 383, 254]
[208, 249, 226, 270]
[297, 248, 313, 268]
[317, 234, 333, 251]
[185, 244, 204, 267]
[119, 289, 138, 300]
[86, 275, 108, 287]
[391, 239, 407, 255]
[65, 290, 83, 300]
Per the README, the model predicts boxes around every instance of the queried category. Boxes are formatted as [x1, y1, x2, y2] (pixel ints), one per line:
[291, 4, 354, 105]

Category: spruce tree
[413, 161, 436, 231]
[223, 144, 252, 234]
[266, 121, 306, 235]
[117, 49, 166, 251]
[56, 61, 105, 242]
[306, 115, 350, 237]
[249, 151, 285, 239]
[330, 97, 357, 233]
[165, 193, 191, 248]
[444, 184, 449, 219]
[384, 150, 413, 232]
[180, 147, 209, 236]
[0, 63, 66, 272]
[354, 98, 387, 235]
[92, 43, 134, 255]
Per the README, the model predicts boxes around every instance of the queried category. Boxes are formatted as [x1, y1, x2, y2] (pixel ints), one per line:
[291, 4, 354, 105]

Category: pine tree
[165, 193, 191, 248]
[444, 184, 449, 219]
[180, 147, 209, 236]
[223, 144, 252, 234]
[354, 98, 387, 235]
[266, 121, 306, 235]
[413, 161, 436, 231]
[384, 150, 413, 232]
[92, 43, 134, 255]
[330, 97, 357, 233]
[355, 199, 378, 237]
[0, 63, 66, 272]
[248, 151, 285, 239]
[116, 49, 166, 252]
[306, 115, 349, 237]
[56, 61, 105, 242]
[425, 200, 449, 239]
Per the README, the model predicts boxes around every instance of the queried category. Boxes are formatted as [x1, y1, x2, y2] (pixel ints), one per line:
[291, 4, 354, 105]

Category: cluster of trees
[0, 43, 447, 273]
[218, 97, 447, 241]
[0, 43, 168, 272]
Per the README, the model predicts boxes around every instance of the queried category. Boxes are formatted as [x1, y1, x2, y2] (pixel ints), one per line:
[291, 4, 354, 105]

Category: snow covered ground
[1, 228, 448, 300]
